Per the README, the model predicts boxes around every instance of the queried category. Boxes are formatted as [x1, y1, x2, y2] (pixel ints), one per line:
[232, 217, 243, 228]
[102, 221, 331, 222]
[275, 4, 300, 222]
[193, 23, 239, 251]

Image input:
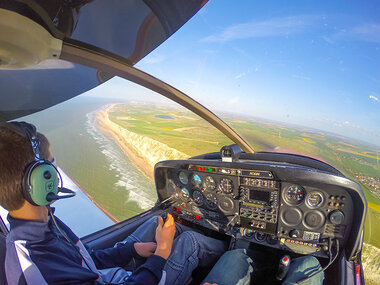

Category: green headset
[1, 121, 75, 206]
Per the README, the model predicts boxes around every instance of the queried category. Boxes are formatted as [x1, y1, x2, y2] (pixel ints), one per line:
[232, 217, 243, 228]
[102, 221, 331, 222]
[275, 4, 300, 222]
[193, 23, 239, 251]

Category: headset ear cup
[22, 161, 39, 206]
[22, 161, 59, 206]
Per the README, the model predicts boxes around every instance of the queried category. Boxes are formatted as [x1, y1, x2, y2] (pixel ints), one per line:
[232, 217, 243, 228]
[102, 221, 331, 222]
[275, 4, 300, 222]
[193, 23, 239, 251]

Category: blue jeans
[282, 256, 324, 285]
[201, 250, 323, 285]
[122, 216, 227, 285]
[202, 249, 253, 285]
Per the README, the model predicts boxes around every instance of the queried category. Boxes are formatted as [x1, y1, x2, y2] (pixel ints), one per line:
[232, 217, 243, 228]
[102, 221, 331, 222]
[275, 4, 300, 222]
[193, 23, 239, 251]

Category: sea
[18, 95, 156, 237]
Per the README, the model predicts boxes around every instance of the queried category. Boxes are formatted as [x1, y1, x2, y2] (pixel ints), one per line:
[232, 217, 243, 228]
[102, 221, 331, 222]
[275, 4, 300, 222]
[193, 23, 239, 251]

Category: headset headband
[1, 121, 76, 205]
[0, 121, 40, 160]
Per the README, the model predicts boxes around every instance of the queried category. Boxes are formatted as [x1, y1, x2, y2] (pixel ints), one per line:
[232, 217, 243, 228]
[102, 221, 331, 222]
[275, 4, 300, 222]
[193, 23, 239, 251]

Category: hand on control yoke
[155, 213, 176, 259]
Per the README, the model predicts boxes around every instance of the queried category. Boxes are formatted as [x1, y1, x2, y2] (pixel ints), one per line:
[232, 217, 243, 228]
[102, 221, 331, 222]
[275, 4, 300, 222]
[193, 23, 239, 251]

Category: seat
[0, 233, 7, 285]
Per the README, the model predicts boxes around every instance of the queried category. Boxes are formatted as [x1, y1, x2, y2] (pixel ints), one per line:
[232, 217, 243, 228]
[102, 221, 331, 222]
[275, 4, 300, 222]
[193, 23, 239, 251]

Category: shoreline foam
[95, 105, 154, 180]
[95, 104, 188, 181]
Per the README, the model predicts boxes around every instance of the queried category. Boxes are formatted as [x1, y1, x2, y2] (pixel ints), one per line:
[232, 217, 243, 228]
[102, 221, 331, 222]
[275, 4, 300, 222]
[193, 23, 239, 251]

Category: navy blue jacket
[5, 214, 166, 284]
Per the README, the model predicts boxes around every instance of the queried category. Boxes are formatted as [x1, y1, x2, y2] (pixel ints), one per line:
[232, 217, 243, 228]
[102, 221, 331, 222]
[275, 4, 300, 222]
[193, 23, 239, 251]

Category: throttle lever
[276, 255, 291, 281]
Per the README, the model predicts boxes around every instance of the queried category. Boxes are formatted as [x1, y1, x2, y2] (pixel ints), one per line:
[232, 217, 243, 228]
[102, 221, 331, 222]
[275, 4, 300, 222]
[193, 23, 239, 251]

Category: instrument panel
[155, 158, 364, 258]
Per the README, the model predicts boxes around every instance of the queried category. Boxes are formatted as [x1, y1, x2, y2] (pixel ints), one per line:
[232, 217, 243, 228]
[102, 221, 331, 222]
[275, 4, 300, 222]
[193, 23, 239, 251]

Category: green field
[109, 102, 380, 249]
[108, 103, 234, 156]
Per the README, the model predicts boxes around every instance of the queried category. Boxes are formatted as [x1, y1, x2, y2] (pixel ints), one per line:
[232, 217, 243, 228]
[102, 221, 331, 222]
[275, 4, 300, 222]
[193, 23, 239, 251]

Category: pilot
[0, 121, 230, 285]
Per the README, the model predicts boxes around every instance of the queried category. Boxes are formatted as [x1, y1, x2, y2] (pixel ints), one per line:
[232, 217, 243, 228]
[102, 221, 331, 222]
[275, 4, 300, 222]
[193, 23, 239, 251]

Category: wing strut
[61, 40, 255, 154]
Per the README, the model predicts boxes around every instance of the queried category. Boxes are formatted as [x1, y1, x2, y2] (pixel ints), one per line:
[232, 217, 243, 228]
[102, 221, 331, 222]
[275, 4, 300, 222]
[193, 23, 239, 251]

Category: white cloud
[322, 35, 334, 44]
[343, 121, 351, 126]
[234, 72, 247, 79]
[202, 15, 321, 43]
[369, 95, 380, 102]
[334, 23, 380, 44]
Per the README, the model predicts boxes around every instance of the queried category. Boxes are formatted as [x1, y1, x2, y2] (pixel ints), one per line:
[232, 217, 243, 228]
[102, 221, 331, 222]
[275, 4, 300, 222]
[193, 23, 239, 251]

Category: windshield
[131, 0, 378, 282]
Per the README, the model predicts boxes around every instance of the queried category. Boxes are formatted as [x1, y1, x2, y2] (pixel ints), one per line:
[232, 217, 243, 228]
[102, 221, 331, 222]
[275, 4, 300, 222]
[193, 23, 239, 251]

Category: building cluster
[355, 174, 380, 198]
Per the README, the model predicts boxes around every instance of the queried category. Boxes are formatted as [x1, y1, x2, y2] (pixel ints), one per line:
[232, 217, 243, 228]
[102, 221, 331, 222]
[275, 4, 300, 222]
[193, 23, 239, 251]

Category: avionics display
[249, 189, 270, 203]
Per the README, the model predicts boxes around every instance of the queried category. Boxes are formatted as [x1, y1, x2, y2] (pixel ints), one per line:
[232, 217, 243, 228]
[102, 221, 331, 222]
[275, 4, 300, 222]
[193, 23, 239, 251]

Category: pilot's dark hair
[0, 124, 51, 211]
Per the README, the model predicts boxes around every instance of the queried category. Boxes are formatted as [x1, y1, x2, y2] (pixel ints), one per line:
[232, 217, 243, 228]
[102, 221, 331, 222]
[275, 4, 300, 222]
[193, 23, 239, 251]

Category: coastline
[63, 171, 120, 223]
[94, 104, 189, 181]
[95, 105, 154, 180]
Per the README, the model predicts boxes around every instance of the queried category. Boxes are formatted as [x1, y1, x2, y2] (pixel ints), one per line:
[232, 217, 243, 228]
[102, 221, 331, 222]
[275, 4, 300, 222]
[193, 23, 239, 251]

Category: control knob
[289, 229, 301, 238]
[329, 210, 345, 225]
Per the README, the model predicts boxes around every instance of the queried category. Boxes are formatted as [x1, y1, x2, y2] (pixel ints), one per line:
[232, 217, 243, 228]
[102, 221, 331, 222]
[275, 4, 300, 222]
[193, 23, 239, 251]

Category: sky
[87, 0, 380, 147]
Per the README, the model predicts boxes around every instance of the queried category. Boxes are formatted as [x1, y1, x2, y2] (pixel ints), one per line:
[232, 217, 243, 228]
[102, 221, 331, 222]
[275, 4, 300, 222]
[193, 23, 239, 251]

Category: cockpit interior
[0, 1, 372, 284]
[82, 145, 366, 284]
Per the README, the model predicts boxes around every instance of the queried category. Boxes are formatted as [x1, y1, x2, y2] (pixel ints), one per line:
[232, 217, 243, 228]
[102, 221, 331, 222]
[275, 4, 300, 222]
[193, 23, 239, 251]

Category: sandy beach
[96, 105, 155, 180]
[95, 104, 188, 181]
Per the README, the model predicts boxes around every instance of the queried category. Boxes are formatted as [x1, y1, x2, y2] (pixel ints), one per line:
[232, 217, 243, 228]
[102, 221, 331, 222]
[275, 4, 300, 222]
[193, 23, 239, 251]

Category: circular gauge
[220, 178, 234, 194]
[306, 191, 324, 208]
[329, 210, 345, 225]
[254, 232, 267, 243]
[203, 176, 216, 191]
[303, 211, 325, 230]
[243, 228, 254, 238]
[280, 208, 303, 226]
[266, 235, 278, 245]
[191, 174, 202, 188]
[180, 187, 190, 202]
[284, 185, 305, 205]
[178, 171, 188, 185]
[218, 196, 235, 212]
[192, 190, 204, 206]
[206, 193, 218, 210]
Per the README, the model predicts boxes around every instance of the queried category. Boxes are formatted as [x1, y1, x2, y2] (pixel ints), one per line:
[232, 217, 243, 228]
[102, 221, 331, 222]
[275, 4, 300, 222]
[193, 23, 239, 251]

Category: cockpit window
[133, 1, 379, 283]
[9, 83, 233, 236]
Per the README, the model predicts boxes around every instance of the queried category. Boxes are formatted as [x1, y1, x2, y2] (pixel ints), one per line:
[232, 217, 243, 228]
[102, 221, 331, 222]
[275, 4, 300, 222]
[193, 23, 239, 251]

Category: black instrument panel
[154, 158, 364, 259]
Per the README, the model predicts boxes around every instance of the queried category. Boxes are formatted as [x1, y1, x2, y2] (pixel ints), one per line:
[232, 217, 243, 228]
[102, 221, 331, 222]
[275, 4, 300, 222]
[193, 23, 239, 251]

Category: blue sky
[89, 0, 380, 147]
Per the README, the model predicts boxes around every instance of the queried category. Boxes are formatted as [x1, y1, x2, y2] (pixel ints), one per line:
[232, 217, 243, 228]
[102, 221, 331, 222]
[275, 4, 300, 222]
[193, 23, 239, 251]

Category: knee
[147, 216, 160, 226]
[292, 256, 322, 271]
[222, 249, 248, 259]
[219, 249, 252, 266]
[177, 231, 197, 242]
[297, 256, 320, 266]
[176, 231, 199, 249]
[171, 231, 200, 259]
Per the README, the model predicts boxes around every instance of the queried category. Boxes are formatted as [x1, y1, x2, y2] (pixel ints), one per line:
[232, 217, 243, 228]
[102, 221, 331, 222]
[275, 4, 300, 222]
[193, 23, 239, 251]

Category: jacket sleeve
[122, 255, 167, 285]
[89, 242, 139, 269]
[90, 254, 166, 285]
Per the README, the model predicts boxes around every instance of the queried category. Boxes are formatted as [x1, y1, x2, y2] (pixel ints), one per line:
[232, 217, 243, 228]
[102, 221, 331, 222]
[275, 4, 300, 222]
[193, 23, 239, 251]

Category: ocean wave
[85, 111, 156, 210]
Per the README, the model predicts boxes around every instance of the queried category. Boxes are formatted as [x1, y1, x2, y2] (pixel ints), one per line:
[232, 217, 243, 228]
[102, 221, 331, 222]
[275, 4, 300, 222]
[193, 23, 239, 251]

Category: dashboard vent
[324, 224, 345, 238]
